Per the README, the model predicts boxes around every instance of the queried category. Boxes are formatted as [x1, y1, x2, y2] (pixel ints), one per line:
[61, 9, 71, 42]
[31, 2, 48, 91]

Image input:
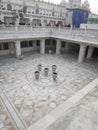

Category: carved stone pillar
[78, 44, 87, 63]
[56, 40, 61, 54]
[40, 39, 45, 54]
[15, 40, 21, 58]
[87, 46, 94, 59]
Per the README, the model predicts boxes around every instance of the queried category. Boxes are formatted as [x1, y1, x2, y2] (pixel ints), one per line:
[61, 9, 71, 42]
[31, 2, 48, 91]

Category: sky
[44, 0, 98, 14]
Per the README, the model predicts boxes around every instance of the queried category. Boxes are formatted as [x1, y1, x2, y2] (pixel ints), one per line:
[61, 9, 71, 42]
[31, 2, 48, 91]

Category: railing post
[15, 25, 18, 32]
[15, 18, 19, 32]
[70, 26, 72, 35]
[84, 25, 87, 36]
[30, 18, 32, 32]
[30, 24, 32, 32]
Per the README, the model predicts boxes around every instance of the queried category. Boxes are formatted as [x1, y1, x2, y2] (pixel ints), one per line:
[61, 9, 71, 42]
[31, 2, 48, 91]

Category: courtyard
[0, 53, 98, 130]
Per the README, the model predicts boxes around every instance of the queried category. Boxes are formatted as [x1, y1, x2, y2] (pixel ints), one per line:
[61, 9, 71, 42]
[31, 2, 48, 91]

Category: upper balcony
[0, 25, 98, 47]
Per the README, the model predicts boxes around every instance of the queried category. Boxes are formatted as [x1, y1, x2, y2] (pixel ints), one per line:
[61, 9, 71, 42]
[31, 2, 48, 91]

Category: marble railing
[0, 26, 98, 46]
[0, 25, 98, 35]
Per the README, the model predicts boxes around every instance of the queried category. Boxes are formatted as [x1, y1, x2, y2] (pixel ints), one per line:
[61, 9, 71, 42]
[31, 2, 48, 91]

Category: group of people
[0, 20, 71, 28]
[38, 22, 71, 27]
[64, 24, 71, 27]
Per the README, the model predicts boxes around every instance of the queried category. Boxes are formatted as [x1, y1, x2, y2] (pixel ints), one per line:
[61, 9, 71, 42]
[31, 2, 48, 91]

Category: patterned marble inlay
[0, 100, 15, 130]
[0, 54, 97, 129]
[62, 88, 98, 130]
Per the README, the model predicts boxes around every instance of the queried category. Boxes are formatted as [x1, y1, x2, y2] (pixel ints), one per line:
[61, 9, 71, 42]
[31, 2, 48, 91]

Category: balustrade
[0, 25, 98, 45]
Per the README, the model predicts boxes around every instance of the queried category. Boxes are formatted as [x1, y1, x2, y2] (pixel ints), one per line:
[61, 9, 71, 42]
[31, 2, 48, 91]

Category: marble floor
[0, 53, 98, 130]
[0, 100, 15, 130]
[64, 87, 98, 130]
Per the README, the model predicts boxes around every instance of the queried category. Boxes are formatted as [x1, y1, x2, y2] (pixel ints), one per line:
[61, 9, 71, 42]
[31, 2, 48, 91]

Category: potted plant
[52, 65, 57, 72]
[53, 72, 57, 81]
[38, 64, 42, 71]
[44, 68, 49, 77]
[35, 71, 40, 80]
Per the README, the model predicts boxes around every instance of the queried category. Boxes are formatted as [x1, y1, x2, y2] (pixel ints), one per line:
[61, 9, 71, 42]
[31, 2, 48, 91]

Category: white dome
[60, 0, 66, 6]
[82, 0, 90, 9]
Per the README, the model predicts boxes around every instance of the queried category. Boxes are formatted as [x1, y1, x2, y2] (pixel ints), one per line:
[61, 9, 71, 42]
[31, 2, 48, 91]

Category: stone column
[78, 44, 87, 63]
[87, 46, 94, 59]
[65, 43, 69, 53]
[56, 40, 61, 54]
[15, 18, 19, 32]
[47, 20, 50, 26]
[33, 40, 37, 51]
[15, 40, 21, 58]
[1, 12, 4, 23]
[40, 39, 45, 54]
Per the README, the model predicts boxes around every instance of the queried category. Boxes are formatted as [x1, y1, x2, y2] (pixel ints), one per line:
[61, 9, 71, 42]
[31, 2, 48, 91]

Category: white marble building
[66, 0, 90, 9]
[0, 1, 98, 130]
[67, 0, 81, 8]
[0, 0, 66, 26]
[0, 0, 90, 25]
[0, 0, 97, 63]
